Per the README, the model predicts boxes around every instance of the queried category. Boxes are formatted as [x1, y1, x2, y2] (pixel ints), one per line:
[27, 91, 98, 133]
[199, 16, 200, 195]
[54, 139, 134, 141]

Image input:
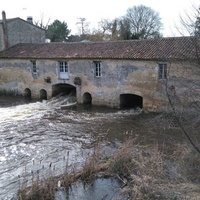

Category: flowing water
[0, 96, 189, 200]
[0, 95, 190, 200]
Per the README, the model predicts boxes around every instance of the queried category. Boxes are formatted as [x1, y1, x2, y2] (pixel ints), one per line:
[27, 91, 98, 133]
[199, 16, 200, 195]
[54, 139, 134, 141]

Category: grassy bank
[17, 108, 200, 199]
[17, 137, 200, 200]
[114, 140, 200, 200]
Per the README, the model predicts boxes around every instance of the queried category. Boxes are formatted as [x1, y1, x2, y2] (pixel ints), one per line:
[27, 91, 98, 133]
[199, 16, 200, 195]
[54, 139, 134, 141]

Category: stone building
[0, 37, 199, 111]
[0, 11, 46, 51]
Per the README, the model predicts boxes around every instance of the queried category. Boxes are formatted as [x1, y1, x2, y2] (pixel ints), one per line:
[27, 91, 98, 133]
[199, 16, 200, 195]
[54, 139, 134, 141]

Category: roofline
[0, 36, 199, 61]
[0, 35, 196, 45]
[0, 17, 46, 31]
[38, 36, 197, 44]
[0, 56, 195, 62]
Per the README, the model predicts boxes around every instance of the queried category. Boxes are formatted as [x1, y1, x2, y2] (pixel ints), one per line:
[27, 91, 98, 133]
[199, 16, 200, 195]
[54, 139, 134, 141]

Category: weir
[52, 84, 76, 97]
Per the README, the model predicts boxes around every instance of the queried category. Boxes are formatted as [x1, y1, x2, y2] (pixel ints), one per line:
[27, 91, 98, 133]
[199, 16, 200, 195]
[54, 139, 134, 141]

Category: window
[31, 60, 37, 74]
[59, 61, 69, 79]
[158, 63, 167, 79]
[94, 61, 102, 77]
[59, 61, 68, 73]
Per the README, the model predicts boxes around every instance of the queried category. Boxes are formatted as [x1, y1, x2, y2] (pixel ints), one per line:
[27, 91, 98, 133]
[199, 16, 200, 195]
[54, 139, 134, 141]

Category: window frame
[31, 60, 37, 74]
[59, 61, 68, 73]
[158, 63, 167, 79]
[94, 61, 102, 77]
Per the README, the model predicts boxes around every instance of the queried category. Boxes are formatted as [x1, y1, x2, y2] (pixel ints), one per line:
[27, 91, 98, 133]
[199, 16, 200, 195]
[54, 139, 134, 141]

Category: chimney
[27, 16, 33, 24]
[2, 11, 9, 49]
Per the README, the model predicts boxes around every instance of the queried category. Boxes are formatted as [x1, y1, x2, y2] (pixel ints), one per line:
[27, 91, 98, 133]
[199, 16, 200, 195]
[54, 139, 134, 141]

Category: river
[0, 95, 191, 200]
[0, 96, 192, 200]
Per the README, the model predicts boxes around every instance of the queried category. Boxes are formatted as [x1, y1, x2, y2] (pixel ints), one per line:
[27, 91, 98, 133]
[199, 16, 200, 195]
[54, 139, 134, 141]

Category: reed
[17, 139, 200, 200]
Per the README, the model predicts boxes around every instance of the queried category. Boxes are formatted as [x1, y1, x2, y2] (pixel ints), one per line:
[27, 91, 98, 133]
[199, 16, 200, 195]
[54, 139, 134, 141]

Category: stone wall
[0, 25, 4, 51]
[0, 19, 46, 51]
[0, 58, 199, 111]
[7, 19, 45, 47]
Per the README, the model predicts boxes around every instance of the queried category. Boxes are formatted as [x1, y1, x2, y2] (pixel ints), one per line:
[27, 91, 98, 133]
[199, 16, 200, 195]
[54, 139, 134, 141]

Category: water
[0, 96, 194, 199]
[55, 178, 125, 200]
[0, 96, 190, 200]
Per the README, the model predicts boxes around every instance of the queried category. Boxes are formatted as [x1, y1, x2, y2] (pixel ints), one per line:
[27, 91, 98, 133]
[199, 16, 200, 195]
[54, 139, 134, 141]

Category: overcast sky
[1, 0, 199, 36]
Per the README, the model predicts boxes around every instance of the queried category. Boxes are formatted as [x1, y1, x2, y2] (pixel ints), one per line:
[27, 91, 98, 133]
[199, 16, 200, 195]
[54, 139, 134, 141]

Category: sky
[1, 0, 199, 36]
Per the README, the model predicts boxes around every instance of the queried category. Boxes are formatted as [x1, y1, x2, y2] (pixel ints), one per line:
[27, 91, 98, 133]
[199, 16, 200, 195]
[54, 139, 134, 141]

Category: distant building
[0, 11, 46, 51]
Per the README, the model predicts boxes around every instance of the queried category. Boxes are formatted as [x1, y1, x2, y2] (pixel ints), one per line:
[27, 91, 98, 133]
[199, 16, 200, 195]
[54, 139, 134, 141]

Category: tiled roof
[0, 37, 199, 60]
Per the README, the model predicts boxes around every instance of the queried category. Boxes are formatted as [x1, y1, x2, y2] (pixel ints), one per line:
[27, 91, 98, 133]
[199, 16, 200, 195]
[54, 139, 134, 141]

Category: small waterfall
[46, 93, 77, 109]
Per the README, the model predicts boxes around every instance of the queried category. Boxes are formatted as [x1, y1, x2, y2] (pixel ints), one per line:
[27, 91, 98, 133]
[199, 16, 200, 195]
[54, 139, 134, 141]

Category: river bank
[17, 110, 200, 199]
[0, 96, 199, 199]
[18, 137, 200, 200]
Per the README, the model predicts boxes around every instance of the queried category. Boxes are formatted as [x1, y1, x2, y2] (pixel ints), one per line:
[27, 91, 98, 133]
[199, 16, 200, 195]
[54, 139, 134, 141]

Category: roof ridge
[0, 17, 45, 31]
[15, 36, 195, 45]
[0, 36, 198, 60]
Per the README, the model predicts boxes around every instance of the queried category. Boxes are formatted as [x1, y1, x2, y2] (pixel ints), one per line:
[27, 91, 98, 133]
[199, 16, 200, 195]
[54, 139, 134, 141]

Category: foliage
[118, 18, 132, 40]
[46, 20, 71, 42]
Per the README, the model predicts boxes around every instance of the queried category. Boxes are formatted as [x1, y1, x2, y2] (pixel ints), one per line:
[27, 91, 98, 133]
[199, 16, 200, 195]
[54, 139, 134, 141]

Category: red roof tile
[0, 37, 199, 60]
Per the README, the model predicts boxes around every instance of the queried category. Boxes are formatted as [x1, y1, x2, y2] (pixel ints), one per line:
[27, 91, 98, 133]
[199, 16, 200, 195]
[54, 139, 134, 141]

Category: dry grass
[108, 141, 200, 200]
[17, 138, 200, 200]
[108, 140, 134, 179]
[17, 147, 108, 200]
[18, 181, 54, 200]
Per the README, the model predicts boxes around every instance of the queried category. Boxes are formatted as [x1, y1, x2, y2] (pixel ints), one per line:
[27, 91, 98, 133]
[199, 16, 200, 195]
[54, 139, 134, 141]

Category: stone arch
[120, 93, 143, 109]
[52, 84, 76, 97]
[24, 88, 31, 99]
[83, 92, 92, 104]
[40, 89, 47, 100]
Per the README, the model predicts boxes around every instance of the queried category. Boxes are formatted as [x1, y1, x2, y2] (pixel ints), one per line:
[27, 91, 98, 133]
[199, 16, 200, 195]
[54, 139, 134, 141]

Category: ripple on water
[0, 96, 140, 200]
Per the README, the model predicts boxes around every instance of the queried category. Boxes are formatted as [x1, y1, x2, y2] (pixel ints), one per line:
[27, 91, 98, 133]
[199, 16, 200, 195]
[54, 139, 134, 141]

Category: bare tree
[98, 19, 113, 35]
[165, 7, 200, 153]
[34, 14, 50, 30]
[97, 19, 120, 40]
[96, 5, 163, 40]
[125, 5, 162, 39]
[180, 6, 200, 36]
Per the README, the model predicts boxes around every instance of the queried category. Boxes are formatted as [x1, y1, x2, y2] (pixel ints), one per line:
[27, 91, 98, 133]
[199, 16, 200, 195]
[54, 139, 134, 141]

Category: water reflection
[55, 178, 126, 200]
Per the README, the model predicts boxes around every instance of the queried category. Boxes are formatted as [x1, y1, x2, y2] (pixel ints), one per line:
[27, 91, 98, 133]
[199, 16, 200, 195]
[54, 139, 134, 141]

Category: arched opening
[83, 92, 92, 104]
[24, 88, 31, 99]
[40, 89, 47, 100]
[120, 93, 143, 109]
[52, 84, 76, 97]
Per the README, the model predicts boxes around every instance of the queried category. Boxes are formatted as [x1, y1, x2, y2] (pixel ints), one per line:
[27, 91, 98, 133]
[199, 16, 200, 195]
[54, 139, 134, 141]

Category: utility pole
[76, 18, 87, 35]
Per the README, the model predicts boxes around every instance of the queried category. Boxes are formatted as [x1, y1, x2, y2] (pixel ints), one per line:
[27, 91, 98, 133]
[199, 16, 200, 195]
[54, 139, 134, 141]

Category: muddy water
[0, 96, 185, 200]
